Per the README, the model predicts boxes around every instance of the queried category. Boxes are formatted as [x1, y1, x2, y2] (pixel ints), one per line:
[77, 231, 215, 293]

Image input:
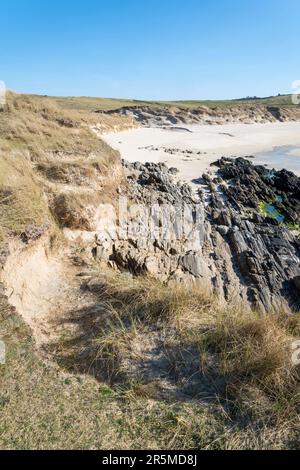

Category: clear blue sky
[1, 0, 299, 100]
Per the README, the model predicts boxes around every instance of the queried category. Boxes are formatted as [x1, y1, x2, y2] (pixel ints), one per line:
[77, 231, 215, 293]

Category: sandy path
[103, 122, 300, 182]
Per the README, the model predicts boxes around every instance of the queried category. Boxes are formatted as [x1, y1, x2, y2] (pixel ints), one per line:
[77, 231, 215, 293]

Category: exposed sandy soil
[0, 237, 85, 348]
[101, 104, 300, 127]
[103, 122, 300, 183]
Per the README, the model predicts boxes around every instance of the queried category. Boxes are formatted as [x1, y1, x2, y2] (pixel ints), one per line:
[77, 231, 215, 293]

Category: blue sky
[0, 0, 299, 100]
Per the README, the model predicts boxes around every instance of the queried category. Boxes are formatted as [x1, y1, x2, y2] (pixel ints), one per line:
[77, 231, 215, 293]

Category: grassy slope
[0, 92, 119, 160]
[1, 272, 300, 450]
[0, 92, 123, 241]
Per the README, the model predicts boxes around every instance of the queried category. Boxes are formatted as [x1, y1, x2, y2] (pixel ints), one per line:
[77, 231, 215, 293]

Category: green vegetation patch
[258, 201, 286, 223]
[258, 200, 300, 232]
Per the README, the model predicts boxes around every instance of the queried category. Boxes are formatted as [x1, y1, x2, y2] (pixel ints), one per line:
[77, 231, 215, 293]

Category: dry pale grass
[48, 269, 300, 448]
[0, 152, 50, 242]
[1, 266, 300, 449]
[190, 307, 300, 422]
[87, 271, 214, 326]
[0, 92, 119, 163]
[52, 94, 300, 112]
[0, 291, 276, 450]
[47, 271, 216, 383]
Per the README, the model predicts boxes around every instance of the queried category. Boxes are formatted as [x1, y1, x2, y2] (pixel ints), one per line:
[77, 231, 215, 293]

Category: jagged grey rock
[93, 158, 300, 312]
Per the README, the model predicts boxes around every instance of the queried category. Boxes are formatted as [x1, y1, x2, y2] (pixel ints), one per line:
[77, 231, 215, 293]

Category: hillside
[44, 93, 300, 128]
[0, 93, 300, 450]
[51, 94, 299, 112]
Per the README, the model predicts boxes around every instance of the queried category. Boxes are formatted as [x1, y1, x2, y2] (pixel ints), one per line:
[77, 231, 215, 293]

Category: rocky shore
[93, 157, 300, 313]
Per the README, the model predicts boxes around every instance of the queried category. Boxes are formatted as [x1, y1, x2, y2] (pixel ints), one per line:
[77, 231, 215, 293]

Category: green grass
[258, 201, 285, 223]
[158, 95, 298, 109]
[5, 91, 299, 115]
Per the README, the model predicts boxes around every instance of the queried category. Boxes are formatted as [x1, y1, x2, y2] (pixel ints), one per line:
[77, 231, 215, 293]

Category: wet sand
[255, 145, 300, 174]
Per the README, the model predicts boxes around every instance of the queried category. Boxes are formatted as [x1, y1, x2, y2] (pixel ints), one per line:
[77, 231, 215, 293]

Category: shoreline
[102, 121, 300, 182]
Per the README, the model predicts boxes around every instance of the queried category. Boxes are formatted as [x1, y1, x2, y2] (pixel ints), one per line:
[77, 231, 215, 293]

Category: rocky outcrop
[205, 158, 300, 311]
[90, 158, 300, 313]
[99, 104, 300, 128]
[93, 161, 208, 284]
[213, 157, 300, 224]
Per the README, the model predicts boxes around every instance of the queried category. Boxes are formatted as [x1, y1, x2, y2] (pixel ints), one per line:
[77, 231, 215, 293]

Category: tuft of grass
[195, 308, 300, 394]
[37, 161, 96, 186]
[86, 271, 214, 327]
[49, 190, 99, 231]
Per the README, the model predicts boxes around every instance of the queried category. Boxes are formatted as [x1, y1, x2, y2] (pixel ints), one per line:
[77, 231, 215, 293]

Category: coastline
[102, 121, 300, 181]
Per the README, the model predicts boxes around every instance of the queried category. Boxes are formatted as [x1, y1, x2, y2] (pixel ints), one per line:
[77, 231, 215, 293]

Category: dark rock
[113, 158, 300, 311]
[169, 167, 179, 175]
[214, 157, 300, 225]
[293, 276, 300, 292]
[20, 224, 49, 244]
[203, 158, 300, 311]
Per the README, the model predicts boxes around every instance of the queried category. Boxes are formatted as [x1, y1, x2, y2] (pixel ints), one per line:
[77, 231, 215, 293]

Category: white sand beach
[103, 122, 300, 182]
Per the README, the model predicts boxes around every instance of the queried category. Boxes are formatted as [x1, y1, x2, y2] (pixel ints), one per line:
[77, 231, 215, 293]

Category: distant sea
[254, 146, 300, 175]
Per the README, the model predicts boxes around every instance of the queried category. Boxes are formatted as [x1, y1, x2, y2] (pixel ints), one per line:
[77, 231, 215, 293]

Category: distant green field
[52, 96, 148, 111]
[29, 93, 298, 112]
[160, 94, 297, 108]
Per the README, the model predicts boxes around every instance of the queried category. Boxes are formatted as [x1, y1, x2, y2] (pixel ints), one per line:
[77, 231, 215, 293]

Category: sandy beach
[103, 122, 300, 183]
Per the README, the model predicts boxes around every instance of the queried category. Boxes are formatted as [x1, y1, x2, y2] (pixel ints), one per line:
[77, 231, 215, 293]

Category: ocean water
[254, 146, 300, 175]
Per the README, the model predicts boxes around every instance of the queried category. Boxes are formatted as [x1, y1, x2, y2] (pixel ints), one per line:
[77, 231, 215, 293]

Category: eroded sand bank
[103, 122, 300, 182]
